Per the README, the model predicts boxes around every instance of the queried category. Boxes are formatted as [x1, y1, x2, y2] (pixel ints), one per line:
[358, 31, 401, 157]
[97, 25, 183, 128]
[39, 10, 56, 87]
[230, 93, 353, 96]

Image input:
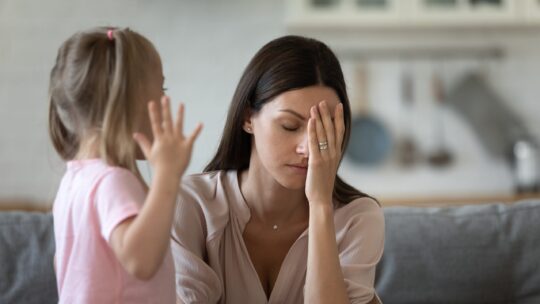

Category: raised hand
[133, 95, 203, 179]
[305, 100, 345, 206]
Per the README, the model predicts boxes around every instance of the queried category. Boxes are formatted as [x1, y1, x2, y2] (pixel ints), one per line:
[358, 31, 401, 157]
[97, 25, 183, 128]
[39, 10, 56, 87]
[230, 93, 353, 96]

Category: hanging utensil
[396, 65, 419, 167]
[427, 68, 453, 167]
[346, 63, 392, 166]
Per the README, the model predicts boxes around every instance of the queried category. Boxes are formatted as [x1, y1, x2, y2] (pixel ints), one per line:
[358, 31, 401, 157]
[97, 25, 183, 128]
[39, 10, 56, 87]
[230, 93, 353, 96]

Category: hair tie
[107, 29, 114, 41]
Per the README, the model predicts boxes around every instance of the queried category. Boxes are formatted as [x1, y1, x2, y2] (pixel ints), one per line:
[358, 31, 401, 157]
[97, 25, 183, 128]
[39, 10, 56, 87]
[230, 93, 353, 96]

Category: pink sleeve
[171, 189, 222, 303]
[338, 198, 385, 304]
[94, 169, 144, 242]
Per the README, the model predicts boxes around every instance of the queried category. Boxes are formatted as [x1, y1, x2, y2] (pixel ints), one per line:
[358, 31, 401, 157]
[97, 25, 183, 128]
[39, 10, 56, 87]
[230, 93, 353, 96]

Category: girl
[171, 36, 384, 303]
[49, 27, 202, 303]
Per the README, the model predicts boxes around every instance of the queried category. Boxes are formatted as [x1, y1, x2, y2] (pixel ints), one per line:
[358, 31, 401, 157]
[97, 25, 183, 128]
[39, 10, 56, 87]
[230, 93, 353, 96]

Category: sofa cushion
[0, 211, 57, 304]
[376, 199, 540, 304]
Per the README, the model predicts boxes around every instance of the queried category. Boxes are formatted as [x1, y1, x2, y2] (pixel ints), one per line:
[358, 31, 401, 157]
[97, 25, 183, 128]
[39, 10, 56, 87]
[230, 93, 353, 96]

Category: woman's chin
[278, 175, 307, 191]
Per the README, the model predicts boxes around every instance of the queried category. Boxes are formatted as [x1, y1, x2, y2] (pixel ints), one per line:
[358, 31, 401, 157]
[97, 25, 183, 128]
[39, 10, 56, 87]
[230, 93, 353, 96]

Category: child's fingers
[186, 123, 203, 147]
[148, 101, 162, 137]
[161, 96, 173, 133]
[175, 103, 185, 136]
[133, 133, 151, 159]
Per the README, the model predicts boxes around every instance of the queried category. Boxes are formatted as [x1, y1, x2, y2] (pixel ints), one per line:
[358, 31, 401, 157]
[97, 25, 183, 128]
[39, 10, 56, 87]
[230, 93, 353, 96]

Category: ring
[319, 141, 328, 150]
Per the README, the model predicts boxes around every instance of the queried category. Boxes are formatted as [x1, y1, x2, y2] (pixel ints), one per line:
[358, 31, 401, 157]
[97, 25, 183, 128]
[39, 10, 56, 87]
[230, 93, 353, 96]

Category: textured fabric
[0, 211, 57, 304]
[171, 170, 385, 304]
[53, 159, 175, 304]
[376, 199, 540, 304]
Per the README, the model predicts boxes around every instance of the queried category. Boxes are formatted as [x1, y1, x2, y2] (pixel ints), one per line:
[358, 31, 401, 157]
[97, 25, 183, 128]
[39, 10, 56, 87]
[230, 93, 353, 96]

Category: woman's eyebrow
[279, 109, 336, 121]
[279, 109, 306, 120]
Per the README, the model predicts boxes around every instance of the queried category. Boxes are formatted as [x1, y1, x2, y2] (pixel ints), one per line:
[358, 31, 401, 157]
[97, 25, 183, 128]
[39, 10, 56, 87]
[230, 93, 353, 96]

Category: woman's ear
[243, 110, 253, 134]
[243, 120, 253, 134]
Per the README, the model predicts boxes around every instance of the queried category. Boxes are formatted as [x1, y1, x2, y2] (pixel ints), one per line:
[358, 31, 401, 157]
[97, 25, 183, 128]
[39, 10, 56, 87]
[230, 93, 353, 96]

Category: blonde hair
[48, 27, 159, 180]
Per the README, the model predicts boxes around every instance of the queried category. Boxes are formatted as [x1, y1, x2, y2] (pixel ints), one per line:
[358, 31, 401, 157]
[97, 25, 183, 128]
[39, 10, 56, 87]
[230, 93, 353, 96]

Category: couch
[0, 211, 57, 304]
[1, 199, 539, 304]
[376, 199, 540, 304]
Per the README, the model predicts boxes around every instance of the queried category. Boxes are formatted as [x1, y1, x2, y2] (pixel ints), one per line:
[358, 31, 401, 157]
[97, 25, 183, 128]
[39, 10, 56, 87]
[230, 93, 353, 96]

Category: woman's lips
[287, 164, 308, 174]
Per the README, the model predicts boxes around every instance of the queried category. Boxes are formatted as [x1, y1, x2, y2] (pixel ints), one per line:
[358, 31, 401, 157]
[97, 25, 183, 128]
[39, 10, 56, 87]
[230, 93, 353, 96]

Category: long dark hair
[205, 35, 372, 205]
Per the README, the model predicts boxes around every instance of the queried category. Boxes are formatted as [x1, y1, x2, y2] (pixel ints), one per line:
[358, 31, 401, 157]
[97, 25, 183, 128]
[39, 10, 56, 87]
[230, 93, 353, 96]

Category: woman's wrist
[308, 202, 334, 220]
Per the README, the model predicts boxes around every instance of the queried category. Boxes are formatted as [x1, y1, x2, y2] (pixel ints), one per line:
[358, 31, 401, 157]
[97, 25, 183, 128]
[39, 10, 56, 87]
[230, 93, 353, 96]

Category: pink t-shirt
[53, 159, 175, 304]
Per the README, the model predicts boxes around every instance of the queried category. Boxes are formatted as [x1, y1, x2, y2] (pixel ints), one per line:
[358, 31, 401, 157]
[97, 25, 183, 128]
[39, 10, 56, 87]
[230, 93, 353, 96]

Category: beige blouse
[171, 170, 384, 304]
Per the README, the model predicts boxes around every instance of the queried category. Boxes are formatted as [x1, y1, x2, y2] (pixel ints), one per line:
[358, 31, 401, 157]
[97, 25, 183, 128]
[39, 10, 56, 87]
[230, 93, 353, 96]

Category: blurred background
[1, 0, 540, 209]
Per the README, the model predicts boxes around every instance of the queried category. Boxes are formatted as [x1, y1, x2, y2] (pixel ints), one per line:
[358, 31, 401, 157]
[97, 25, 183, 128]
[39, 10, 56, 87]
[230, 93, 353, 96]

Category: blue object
[346, 115, 392, 165]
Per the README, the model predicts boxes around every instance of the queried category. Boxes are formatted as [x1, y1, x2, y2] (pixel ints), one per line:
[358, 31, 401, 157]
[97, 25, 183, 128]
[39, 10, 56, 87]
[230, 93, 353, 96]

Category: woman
[171, 35, 384, 304]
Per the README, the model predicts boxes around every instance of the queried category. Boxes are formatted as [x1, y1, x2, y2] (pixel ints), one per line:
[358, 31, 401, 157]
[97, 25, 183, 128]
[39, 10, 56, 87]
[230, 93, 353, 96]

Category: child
[48, 27, 202, 303]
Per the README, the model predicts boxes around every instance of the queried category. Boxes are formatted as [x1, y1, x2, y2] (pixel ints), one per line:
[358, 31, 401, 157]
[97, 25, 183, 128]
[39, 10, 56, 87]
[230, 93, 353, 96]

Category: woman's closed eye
[282, 124, 299, 132]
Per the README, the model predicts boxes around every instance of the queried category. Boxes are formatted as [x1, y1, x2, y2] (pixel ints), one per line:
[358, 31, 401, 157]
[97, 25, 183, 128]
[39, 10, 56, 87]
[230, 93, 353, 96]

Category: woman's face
[246, 85, 342, 190]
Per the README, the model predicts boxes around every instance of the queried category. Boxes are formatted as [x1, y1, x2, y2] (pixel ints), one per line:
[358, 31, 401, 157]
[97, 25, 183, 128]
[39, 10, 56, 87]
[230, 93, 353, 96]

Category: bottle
[512, 140, 539, 194]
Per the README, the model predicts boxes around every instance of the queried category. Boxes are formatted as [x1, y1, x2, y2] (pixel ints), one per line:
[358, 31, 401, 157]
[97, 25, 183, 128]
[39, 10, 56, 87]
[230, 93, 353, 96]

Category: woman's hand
[133, 95, 203, 179]
[304, 101, 350, 304]
[305, 100, 345, 207]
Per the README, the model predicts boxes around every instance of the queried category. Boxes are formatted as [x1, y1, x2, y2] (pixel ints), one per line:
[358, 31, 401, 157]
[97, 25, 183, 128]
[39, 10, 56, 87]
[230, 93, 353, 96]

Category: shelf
[286, 0, 540, 30]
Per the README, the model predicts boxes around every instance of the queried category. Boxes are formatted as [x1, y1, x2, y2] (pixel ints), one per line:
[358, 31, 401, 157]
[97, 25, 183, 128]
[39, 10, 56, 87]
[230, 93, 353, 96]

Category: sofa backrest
[0, 211, 57, 304]
[376, 199, 540, 304]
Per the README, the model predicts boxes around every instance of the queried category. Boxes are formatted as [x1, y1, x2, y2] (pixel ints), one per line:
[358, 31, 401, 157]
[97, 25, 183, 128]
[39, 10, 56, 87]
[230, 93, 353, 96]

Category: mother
[171, 35, 384, 304]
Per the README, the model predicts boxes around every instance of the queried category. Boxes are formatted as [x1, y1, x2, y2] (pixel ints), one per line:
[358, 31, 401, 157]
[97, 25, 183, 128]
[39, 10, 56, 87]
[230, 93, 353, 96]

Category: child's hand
[133, 95, 203, 179]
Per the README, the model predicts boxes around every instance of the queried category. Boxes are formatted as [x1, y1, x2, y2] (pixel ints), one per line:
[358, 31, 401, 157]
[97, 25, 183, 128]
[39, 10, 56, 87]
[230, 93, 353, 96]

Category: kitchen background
[1, 0, 539, 208]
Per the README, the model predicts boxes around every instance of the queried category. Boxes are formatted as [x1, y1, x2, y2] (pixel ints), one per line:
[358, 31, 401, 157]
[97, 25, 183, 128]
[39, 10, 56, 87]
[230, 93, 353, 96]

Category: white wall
[1, 0, 539, 205]
[0, 0, 285, 205]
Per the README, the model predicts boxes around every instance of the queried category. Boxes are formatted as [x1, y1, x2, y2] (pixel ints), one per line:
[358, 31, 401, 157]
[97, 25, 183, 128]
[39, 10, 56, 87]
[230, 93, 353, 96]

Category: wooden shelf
[0, 200, 52, 212]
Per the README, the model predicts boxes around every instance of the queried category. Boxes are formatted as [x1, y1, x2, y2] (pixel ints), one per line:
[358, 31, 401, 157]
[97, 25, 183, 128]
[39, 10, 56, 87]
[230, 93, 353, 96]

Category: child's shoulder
[68, 159, 142, 192]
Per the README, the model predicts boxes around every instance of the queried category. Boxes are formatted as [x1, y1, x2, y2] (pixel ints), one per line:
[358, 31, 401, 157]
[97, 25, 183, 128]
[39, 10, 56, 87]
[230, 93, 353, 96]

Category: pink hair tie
[107, 29, 114, 41]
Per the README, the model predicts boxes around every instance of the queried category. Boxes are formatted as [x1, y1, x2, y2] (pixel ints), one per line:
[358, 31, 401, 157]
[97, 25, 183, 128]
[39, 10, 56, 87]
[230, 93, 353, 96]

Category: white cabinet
[525, 0, 540, 21]
[286, 0, 540, 29]
[410, 0, 517, 25]
[286, 0, 403, 27]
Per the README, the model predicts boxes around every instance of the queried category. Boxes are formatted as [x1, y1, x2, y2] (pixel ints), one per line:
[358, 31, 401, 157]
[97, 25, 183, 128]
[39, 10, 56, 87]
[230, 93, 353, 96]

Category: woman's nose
[296, 134, 309, 157]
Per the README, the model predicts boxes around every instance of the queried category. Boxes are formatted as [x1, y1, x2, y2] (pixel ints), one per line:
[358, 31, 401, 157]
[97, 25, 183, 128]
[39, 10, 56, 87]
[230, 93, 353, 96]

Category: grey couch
[0, 211, 57, 304]
[1, 199, 539, 304]
[376, 199, 540, 304]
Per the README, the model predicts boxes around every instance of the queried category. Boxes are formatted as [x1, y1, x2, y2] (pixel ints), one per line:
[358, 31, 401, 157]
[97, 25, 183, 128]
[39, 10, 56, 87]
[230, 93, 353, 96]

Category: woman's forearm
[305, 203, 349, 304]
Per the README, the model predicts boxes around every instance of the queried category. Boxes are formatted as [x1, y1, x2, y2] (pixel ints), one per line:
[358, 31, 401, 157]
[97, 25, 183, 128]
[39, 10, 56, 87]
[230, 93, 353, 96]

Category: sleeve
[94, 169, 143, 242]
[338, 198, 385, 304]
[171, 188, 222, 304]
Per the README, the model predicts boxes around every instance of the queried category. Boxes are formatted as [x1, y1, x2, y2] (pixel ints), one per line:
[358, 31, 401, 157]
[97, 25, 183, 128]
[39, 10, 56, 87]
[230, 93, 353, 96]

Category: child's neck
[75, 133, 100, 160]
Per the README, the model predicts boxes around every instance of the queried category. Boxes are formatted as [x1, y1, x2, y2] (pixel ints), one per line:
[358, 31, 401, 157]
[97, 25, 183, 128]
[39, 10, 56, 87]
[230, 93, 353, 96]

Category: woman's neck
[239, 162, 309, 226]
